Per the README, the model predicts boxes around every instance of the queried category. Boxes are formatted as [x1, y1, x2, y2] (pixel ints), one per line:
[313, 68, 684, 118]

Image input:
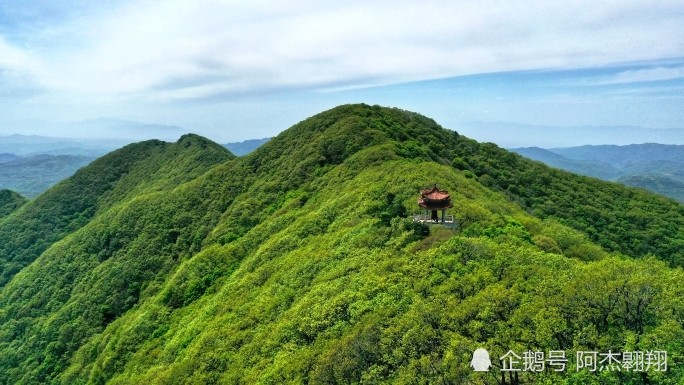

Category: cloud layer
[1, 0, 683, 102]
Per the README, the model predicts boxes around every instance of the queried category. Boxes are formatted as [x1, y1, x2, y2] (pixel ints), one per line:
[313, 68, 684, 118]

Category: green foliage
[0, 189, 26, 218]
[452, 137, 684, 265]
[368, 192, 408, 226]
[0, 135, 233, 383]
[0, 134, 233, 289]
[162, 245, 241, 309]
[0, 104, 682, 384]
[532, 234, 562, 254]
[451, 156, 470, 171]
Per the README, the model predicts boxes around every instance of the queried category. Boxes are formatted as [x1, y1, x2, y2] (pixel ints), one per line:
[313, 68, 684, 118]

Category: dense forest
[0, 104, 682, 384]
[0, 189, 26, 218]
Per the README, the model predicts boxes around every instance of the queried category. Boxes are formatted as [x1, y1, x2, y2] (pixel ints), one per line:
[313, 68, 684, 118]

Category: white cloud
[0, 35, 45, 97]
[597, 66, 684, 85]
[0, 35, 42, 75]
[5, 0, 684, 101]
[0, 37, 27, 70]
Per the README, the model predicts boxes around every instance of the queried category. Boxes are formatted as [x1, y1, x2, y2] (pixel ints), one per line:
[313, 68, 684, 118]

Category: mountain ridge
[0, 134, 233, 288]
[0, 189, 26, 218]
[0, 104, 682, 384]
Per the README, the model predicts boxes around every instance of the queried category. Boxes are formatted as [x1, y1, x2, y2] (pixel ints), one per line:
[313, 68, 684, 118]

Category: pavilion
[415, 185, 455, 227]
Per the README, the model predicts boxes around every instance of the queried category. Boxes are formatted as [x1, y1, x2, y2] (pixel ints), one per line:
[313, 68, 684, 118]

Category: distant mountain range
[511, 143, 684, 203]
[0, 134, 274, 198]
[459, 121, 684, 148]
[0, 134, 121, 157]
[223, 137, 271, 156]
[0, 135, 118, 197]
[2, 118, 190, 143]
[0, 153, 95, 198]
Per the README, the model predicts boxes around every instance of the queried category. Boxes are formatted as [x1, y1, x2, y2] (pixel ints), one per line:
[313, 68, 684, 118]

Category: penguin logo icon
[471, 348, 492, 371]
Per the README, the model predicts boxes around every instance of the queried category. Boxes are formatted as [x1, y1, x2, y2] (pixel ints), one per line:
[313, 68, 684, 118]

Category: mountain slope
[0, 134, 233, 288]
[454, 141, 684, 265]
[0, 105, 683, 384]
[0, 189, 26, 218]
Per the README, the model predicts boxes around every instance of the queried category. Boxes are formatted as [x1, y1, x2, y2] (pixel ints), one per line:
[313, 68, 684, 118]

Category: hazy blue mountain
[0, 135, 120, 157]
[0, 154, 95, 197]
[0, 135, 119, 197]
[460, 121, 684, 148]
[512, 143, 684, 203]
[223, 137, 271, 155]
[621, 162, 684, 186]
[619, 174, 684, 203]
[0, 129, 198, 197]
[0, 118, 188, 156]
[511, 147, 621, 180]
[0, 153, 20, 163]
[550, 143, 684, 169]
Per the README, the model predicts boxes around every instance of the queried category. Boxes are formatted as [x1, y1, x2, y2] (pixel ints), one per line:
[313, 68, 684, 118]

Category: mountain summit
[0, 104, 682, 384]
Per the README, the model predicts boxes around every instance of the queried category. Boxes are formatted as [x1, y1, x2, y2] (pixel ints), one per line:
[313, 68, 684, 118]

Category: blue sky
[1, 1, 683, 146]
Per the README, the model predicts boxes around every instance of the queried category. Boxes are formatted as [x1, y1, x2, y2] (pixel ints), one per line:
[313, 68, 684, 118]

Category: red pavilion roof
[418, 186, 453, 209]
[420, 186, 451, 201]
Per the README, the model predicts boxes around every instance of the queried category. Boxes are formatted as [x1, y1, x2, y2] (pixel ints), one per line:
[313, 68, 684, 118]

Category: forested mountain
[511, 144, 684, 203]
[0, 189, 26, 218]
[0, 105, 683, 384]
[0, 135, 233, 288]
